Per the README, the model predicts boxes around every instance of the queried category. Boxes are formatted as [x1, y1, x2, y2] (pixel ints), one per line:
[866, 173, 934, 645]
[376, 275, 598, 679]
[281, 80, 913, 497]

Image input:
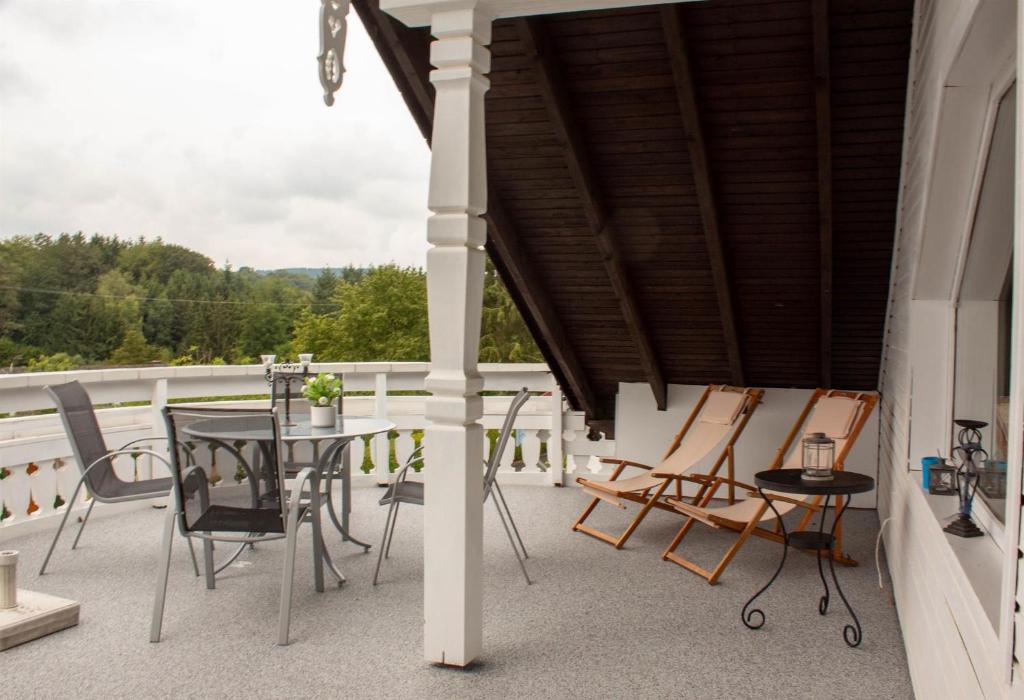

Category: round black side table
[740, 468, 875, 647]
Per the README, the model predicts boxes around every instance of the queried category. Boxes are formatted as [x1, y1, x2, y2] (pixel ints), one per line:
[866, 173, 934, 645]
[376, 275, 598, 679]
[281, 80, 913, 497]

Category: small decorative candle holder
[927, 463, 957, 495]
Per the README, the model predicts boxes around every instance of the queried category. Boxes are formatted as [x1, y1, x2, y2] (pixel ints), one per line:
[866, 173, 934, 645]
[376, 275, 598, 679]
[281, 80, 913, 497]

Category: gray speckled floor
[1, 484, 912, 699]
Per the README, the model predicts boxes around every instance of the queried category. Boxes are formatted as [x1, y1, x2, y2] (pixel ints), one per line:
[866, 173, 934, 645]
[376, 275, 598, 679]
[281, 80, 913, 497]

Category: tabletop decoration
[303, 372, 342, 427]
[944, 419, 987, 538]
[800, 432, 835, 481]
[262, 353, 313, 426]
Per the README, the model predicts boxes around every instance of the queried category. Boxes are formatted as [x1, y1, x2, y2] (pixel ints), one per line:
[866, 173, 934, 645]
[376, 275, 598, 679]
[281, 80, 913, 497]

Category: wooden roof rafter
[659, 5, 744, 387]
[354, 0, 605, 422]
[812, 0, 833, 388]
[516, 16, 668, 411]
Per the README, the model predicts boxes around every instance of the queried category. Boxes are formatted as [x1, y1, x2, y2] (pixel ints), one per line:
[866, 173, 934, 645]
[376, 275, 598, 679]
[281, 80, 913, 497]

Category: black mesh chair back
[163, 406, 287, 535]
[483, 388, 531, 500]
[46, 381, 120, 497]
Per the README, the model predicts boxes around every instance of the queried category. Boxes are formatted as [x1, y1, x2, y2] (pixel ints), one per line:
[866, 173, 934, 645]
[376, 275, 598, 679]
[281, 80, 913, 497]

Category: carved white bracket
[318, 0, 351, 106]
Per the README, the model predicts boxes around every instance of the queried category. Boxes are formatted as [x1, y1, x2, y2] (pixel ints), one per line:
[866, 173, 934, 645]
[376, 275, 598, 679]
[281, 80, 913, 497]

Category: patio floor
[3, 483, 912, 699]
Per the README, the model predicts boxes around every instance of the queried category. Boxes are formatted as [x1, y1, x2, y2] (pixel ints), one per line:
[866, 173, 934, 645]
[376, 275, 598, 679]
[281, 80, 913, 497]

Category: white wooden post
[548, 385, 565, 486]
[149, 378, 169, 480]
[373, 372, 390, 485]
[422, 4, 491, 667]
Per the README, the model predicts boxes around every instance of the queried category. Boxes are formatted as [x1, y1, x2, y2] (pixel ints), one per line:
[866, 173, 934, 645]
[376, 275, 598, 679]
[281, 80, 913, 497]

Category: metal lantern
[801, 432, 835, 481]
[927, 463, 957, 495]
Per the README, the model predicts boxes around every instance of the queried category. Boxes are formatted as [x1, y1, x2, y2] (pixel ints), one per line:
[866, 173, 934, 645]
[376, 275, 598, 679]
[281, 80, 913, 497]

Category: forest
[0, 233, 542, 371]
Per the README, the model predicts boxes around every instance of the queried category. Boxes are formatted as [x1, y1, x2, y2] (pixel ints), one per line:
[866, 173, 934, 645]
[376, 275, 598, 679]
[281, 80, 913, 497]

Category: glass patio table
[183, 415, 395, 551]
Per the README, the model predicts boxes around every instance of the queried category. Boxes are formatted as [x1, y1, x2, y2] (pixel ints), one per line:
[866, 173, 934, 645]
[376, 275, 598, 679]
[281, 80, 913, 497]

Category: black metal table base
[741, 491, 863, 647]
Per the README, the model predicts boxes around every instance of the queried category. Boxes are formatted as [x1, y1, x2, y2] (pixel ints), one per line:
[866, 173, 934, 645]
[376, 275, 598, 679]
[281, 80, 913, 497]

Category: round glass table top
[182, 415, 395, 443]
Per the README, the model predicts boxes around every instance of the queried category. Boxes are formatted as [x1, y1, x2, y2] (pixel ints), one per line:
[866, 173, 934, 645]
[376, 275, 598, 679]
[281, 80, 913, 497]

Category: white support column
[373, 372, 390, 485]
[548, 385, 564, 486]
[422, 4, 491, 667]
[149, 378, 169, 480]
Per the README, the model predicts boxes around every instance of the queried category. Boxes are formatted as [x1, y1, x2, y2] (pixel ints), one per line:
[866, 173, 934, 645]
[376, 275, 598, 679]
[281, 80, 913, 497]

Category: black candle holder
[945, 419, 987, 538]
[265, 362, 309, 427]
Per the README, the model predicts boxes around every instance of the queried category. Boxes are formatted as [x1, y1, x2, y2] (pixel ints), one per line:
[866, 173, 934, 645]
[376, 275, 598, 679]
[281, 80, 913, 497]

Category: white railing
[0, 363, 614, 535]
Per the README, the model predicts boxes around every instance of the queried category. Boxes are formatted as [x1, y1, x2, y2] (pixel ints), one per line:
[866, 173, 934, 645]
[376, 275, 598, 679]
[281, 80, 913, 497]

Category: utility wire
[0, 284, 318, 308]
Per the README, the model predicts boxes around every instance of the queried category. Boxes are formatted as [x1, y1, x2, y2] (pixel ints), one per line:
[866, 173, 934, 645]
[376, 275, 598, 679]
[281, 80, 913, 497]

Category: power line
[0, 284, 316, 308]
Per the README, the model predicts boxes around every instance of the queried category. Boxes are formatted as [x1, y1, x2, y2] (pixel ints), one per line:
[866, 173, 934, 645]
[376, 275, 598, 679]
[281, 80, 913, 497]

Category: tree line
[0, 233, 542, 370]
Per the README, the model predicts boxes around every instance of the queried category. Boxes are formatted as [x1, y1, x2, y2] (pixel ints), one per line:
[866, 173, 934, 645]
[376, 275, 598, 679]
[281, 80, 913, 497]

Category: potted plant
[303, 372, 342, 427]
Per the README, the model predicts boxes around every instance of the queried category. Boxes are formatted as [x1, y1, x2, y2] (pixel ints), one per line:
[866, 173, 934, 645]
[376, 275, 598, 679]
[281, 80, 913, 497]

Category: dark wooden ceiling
[356, 0, 913, 432]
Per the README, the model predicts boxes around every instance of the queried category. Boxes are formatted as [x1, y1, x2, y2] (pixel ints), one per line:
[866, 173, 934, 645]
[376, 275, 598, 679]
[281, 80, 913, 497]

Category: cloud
[0, 0, 432, 269]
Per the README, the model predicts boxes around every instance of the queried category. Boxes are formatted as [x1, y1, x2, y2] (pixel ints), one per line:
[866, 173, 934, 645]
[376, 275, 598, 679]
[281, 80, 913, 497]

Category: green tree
[480, 259, 543, 363]
[109, 323, 161, 365]
[311, 268, 339, 315]
[291, 265, 429, 361]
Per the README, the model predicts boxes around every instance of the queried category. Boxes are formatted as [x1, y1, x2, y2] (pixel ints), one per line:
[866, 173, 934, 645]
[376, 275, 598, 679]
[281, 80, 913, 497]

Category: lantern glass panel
[927, 464, 957, 495]
[801, 432, 835, 481]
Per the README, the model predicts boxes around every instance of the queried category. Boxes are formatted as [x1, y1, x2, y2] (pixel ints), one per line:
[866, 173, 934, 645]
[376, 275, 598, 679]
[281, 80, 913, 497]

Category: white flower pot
[310, 405, 336, 428]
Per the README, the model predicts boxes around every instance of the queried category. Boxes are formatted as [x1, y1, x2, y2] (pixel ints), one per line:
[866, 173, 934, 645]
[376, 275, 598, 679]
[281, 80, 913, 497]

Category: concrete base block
[0, 590, 79, 651]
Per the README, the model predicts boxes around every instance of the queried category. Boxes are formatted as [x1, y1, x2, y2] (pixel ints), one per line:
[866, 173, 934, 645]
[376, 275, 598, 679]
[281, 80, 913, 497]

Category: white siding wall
[877, 1, 1018, 697]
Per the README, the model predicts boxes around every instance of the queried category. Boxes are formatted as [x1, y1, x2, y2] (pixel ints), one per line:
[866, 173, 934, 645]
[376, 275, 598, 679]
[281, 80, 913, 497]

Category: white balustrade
[0, 362, 609, 536]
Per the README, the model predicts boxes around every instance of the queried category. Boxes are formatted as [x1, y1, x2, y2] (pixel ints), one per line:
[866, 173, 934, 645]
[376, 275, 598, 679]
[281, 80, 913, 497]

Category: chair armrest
[288, 467, 320, 507]
[747, 490, 820, 511]
[652, 471, 709, 481]
[600, 458, 653, 470]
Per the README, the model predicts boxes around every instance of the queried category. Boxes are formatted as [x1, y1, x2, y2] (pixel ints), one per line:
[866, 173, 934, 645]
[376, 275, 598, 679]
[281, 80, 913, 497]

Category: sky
[0, 0, 432, 270]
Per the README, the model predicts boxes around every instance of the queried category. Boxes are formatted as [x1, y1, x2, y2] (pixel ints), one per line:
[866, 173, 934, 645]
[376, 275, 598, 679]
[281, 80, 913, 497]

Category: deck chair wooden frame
[657, 389, 878, 585]
[571, 385, 764, 549]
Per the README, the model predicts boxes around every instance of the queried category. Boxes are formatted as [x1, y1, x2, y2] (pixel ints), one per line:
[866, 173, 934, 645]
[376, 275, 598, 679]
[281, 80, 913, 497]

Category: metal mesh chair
[150, 405, 342, 646]
[373, 387, 532, 585]
[39, 381, 192, 576]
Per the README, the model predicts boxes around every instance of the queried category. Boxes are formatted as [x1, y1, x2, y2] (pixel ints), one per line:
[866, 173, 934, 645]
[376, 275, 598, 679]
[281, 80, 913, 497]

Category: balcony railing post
[549, 385, 564, 486]
[149, 378, 169, 480]
[373, 372, 390, 485]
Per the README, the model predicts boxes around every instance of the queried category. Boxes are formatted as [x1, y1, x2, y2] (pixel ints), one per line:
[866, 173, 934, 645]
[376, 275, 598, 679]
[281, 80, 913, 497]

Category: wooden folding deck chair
[572, 385, 763, 549]
[656, 389, 878, 585]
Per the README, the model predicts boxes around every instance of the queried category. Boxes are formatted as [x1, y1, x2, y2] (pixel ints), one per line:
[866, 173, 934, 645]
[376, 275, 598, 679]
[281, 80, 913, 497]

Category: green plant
[26, 352, 85, 372]
[302, 372, 341, 406]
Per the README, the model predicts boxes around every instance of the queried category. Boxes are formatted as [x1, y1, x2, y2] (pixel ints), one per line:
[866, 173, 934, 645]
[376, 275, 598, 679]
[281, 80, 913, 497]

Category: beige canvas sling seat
[657, 389, 879, 585]
[571, 385, 764, 549]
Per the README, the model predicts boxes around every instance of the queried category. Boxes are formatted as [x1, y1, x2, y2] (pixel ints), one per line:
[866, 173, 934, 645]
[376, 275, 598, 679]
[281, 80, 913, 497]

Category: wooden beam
[485, 196, 602, 419]
[356, 1, 606, 421]
[516, 17, 668, 411]
[812, 0, 833, 387]
[660, 6, 744, 387]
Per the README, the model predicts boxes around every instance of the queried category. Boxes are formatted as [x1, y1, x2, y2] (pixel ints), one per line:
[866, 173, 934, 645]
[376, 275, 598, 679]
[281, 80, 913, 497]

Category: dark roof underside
[357, 0, 913, 431]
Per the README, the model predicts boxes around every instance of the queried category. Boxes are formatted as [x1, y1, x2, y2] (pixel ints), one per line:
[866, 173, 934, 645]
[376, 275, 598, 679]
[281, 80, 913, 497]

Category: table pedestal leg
[322, 440, 371, 551]
[826, 496, 862, 647]
[817, 495, 831, 615]
[742, 488, 789, 630]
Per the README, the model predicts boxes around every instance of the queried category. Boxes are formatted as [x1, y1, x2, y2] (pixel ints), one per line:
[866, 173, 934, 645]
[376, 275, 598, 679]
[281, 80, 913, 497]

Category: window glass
[953, 83, 1016, 525]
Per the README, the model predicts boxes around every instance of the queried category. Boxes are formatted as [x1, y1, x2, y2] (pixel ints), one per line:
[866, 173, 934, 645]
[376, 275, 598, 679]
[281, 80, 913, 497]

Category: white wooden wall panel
[878, 0, 1020, 697]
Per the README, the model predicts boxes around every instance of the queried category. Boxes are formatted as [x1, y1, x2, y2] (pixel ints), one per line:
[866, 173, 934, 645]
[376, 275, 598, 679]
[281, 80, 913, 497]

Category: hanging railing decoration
[318, 0, 351, 106]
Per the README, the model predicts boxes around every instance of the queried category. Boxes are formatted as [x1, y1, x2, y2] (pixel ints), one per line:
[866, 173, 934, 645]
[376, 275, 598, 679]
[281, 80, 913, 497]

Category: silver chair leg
[494, 481, 528, 559]
[310, 499, 325, 594]
[372, 499, 399, 586]
[493, 495, 531, 585]
[202, 539, 215, 590]
[70, 498, 96, 550]
[39, 476, 88, 575]
[150, 501, 177, 642]
[186, 537, 200, 577]
[277, 519, 301, 645]
[384, 501, 401, 559]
